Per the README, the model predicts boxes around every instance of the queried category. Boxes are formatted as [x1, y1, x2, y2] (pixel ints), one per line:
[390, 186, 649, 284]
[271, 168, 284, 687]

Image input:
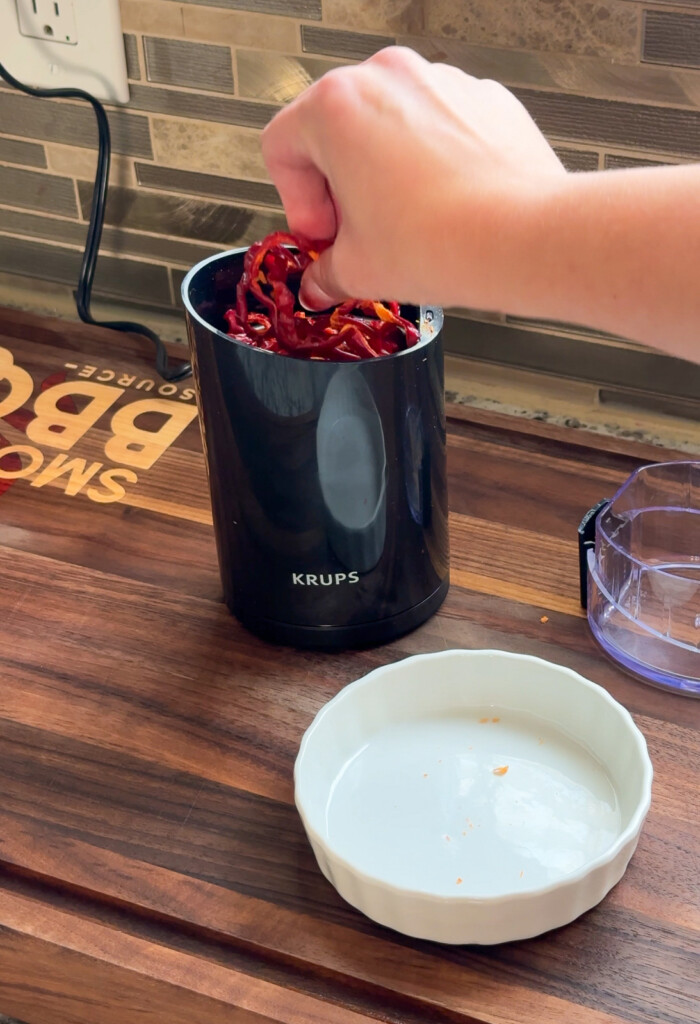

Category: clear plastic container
[587, 461, 700, 697]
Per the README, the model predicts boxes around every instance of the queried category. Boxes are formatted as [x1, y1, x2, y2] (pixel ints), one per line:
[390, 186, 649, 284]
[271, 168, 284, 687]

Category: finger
[365, 45, 430, 75]
[299, 247, 347, 310]
[262, 107, 337, 241]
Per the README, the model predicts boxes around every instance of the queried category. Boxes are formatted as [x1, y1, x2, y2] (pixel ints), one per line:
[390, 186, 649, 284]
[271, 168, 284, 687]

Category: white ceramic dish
[294, 650, 652, 944]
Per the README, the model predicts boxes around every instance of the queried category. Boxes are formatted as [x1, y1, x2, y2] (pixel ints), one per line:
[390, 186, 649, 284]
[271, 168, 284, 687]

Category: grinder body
[183, 248, 449, 649]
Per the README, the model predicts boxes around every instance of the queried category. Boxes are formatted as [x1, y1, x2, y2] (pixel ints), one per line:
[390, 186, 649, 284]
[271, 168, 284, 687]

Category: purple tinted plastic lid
[586, 461, 700, 697]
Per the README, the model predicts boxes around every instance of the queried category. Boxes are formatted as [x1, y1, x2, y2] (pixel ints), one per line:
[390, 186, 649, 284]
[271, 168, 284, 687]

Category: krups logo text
[292, 572, 359, 586]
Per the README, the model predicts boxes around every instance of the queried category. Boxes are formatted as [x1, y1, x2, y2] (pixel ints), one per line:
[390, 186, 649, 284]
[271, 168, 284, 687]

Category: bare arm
[261, 47, 700, 363]
[509, 165, 700, 362]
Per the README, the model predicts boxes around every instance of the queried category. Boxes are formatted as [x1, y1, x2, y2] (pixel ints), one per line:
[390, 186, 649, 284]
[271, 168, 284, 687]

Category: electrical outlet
[17, 0, 78, 46]
[1, 0, 129, 103]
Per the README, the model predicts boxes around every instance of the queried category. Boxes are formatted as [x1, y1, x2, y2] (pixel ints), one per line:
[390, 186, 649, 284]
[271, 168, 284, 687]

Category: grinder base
[231, 577, 450, 650]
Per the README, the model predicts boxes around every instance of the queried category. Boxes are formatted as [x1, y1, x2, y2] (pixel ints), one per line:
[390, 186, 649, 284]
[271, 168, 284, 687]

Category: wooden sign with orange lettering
[0, 327, 212, 525]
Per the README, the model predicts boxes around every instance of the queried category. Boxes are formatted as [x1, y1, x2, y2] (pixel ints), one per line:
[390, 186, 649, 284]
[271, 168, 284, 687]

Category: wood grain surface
[0, 308, 697, 1024]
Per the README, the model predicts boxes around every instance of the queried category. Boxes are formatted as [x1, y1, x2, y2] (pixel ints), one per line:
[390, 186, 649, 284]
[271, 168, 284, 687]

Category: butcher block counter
[0, 307, 697, 1024]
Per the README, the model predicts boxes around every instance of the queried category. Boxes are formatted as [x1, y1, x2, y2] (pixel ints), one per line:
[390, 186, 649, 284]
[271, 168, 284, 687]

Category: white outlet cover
[17, 0, 79, 45]
[2, 0, 129, 103]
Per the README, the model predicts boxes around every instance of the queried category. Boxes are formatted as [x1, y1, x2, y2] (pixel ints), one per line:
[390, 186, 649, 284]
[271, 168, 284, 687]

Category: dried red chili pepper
[223, 232, 419, 361]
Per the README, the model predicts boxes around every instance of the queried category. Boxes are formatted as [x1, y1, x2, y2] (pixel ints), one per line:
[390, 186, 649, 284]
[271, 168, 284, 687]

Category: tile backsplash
[1, 0, 699, 406]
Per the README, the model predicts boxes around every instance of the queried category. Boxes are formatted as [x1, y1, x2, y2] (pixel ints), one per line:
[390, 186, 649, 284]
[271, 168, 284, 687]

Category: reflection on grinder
[404, 404, 431, 527]
[317, 370, 387, 573]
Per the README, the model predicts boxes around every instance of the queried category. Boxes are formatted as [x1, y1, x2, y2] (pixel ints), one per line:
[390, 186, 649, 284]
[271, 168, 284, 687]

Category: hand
[261, 46, 566, 311]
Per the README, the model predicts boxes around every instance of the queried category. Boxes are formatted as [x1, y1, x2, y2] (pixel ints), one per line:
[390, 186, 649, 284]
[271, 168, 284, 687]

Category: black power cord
[0, 62, 191, 382]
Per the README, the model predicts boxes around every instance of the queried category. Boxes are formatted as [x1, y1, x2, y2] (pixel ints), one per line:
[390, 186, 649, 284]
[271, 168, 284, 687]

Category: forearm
[501, 164, 700, 361]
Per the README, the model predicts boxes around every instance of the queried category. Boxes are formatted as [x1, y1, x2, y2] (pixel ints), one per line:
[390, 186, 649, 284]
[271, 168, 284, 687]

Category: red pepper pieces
[223, 232, 419, 361]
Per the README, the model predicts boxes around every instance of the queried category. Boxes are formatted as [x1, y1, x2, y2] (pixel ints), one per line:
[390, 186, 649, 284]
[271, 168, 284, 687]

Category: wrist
[440, 171, 575, 319]
[489, 173, 578, 321]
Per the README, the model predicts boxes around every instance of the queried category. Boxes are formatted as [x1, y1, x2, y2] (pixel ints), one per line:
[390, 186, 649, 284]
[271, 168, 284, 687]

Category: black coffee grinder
[182, 248, 449, 649]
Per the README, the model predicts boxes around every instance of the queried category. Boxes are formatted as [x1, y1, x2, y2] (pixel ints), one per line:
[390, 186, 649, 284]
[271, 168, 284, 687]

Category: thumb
[299, 247, 346, 311]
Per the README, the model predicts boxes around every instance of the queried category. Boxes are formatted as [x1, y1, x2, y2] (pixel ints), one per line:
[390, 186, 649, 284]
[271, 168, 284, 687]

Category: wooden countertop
[0, 307, 697, 1024]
